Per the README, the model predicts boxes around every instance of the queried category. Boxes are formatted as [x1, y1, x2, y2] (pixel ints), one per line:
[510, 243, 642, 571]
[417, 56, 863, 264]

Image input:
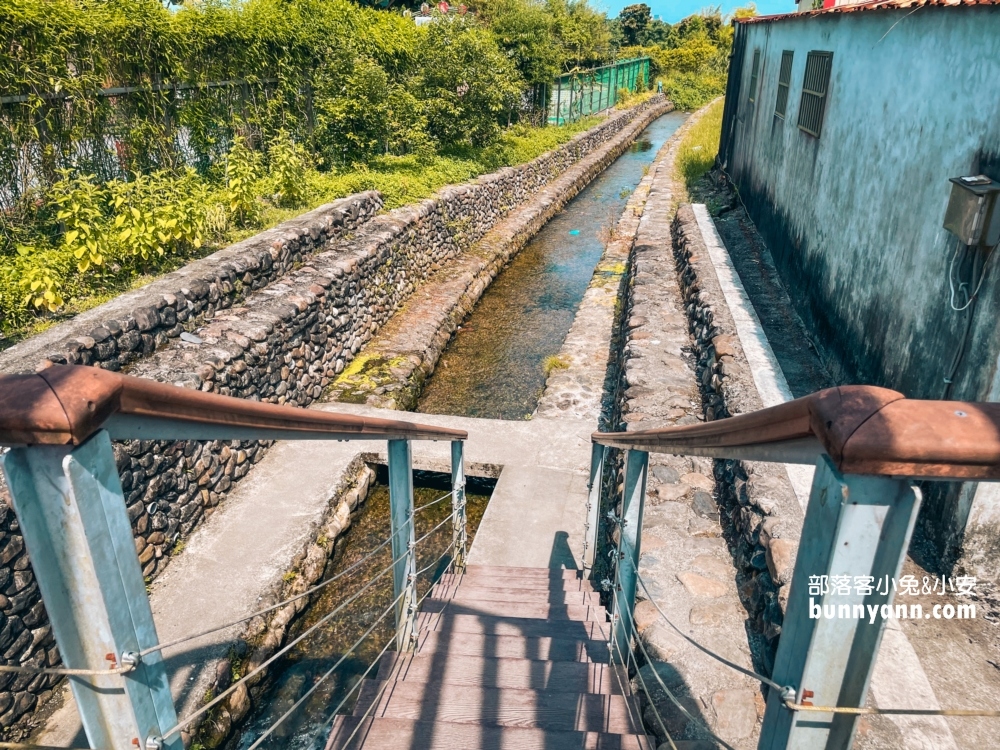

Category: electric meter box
[943, 175, 1000, 247]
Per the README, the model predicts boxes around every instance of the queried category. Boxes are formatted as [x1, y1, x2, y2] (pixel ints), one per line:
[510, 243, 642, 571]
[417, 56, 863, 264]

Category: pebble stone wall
[0, 97, 664, 734]
[671, 204, 803, 674]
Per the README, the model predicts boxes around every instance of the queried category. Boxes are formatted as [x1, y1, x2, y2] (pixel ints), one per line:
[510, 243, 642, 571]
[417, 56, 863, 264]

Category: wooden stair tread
[417, 610, 611, 640]
[353, 679, 644, 734]
[438, 572, 596, 593]
[325, 715, 654, 749]
[429, 585, 601, 606]
[420, 597, 607, 622]
[415, 630, 611, 663]
[460, 565, 585, 579]
[378, 651, 626, 694]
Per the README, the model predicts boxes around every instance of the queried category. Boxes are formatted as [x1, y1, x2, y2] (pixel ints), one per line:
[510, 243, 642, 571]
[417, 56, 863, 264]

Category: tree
[546, 0, 613, 71]
[416, 19, 523, 148]
[618, 3, 650, 46]
[470, 0, 562, 84]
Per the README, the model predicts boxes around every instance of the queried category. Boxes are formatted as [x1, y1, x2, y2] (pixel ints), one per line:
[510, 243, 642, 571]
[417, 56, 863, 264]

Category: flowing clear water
[416, 111, 688, 420]
[229, 111, 687, 749]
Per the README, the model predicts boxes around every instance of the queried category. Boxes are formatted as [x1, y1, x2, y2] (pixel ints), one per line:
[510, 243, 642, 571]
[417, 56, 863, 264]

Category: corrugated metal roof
[739, 0, 1000, 24]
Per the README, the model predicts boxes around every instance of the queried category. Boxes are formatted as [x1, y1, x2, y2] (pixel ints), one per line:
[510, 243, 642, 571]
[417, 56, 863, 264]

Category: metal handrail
[0, 365, 467, 447]
[591, 384, 1000, 480]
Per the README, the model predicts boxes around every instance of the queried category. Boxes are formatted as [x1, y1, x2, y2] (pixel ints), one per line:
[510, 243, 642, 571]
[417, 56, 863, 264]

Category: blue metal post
[584, 443, 606, 574]
[0, 431, 180, 750]
[450, 440, 467, 571]
[612, 449, 648, 662]
[759, 454, 922, 750]
[387, 439, 418, 651]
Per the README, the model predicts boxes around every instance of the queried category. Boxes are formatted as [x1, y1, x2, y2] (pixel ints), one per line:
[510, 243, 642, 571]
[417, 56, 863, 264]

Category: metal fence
[548, 58, 651, 126]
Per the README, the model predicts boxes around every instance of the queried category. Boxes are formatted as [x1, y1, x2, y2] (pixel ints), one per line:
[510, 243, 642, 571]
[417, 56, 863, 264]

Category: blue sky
[597, 0, 794, 23]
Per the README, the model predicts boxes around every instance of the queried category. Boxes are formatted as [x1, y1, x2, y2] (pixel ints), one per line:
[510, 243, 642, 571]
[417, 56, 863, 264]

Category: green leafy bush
[267, 132, 311, 207]
[225, 137, 262, 227]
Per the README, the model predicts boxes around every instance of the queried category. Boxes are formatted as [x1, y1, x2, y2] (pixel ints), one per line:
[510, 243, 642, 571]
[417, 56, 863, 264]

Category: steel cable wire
[158, 542, 412, 741]
[139, 529, 400, 659]
[246, 589, 406, 750]
[320, 564, 456, 748]
[627, 613, 738, 750]
[413, 490, 455, 514]
[618, 537, 1000, 718]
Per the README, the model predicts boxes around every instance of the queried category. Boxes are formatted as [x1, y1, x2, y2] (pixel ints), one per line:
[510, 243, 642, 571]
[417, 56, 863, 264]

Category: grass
[675, 98, 725, 188]
[542, 354, 571, 376]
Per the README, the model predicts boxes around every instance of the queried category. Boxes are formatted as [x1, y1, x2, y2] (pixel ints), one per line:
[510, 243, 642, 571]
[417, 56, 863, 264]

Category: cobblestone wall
[0, 97, 666, 733]
[671, 204, 802, 675]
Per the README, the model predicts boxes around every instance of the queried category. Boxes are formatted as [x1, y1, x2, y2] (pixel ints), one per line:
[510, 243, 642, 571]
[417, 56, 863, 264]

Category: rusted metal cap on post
[593, 385, 1000, 480]
[0, 365, 467, 447]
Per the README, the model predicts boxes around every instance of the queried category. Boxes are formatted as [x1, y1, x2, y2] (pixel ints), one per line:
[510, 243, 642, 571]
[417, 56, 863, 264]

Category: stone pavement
[612, 114, 766, 749]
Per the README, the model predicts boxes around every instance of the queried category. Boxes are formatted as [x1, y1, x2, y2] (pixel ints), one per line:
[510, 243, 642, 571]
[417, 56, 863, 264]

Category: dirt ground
[688, 171, 1000, 748]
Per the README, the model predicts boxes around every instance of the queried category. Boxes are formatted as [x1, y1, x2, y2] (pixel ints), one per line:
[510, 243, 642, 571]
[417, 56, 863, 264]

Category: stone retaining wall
[0, 194, 383, 377]
[327, 97, 673, 409]
[0, 97, 666, 734]
[671, 204, 802, 676]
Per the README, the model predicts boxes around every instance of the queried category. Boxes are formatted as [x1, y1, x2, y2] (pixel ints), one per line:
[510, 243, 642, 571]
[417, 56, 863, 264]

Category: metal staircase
[326, 565, 653, 749]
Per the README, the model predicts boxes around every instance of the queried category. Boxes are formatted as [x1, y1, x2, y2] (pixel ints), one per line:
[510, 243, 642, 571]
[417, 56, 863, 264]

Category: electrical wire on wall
[943, 237, 1000, 398]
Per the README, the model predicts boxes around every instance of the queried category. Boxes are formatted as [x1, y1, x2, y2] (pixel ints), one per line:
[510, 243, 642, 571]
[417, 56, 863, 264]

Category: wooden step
[378, 652, 626, 694]
[439, 571, 596, 593]
[418, 611, 611, 640]
[416, 630, 611, 664]
[352, 679, 644, 734]
[420, 597, 607, 622]
[462, 565, 585, 578]
[430, 583, 602, 606]
[326, 715, 654, 749]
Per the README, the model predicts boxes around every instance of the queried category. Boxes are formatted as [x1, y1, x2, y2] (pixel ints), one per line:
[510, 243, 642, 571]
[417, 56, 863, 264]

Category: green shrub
[267, 132, 311, 207]
[225, 137, 262, 227]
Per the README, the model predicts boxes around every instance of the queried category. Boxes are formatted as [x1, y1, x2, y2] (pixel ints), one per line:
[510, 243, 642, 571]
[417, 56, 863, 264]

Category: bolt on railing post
[612, 449, 648, 663]
[387, 439, 418, 652]
[0, 431, 180, 750]
[759, 455, 922, 750]
[583, 443, 606, 574]
[451, 440, 467, 571]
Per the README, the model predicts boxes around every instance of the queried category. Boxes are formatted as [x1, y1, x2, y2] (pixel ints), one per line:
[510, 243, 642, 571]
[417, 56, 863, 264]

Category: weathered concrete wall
[719, 8, 1000, 578]
[0, 97, 666, 734]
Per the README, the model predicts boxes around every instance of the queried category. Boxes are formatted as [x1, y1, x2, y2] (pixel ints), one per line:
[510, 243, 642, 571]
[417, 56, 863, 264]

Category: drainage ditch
[417, 112, 688, 419]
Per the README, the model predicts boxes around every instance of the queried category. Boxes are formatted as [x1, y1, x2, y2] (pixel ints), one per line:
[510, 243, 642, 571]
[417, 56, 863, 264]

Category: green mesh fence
[547, 58, 650, 126]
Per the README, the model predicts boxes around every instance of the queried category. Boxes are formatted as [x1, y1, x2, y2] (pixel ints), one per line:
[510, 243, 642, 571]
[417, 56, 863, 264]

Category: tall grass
[676, 98, 725, 187]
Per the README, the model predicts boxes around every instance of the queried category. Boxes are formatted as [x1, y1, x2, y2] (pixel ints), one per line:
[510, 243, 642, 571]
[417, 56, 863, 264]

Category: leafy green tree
[416, 19, 522, 148]
[471, 0, 562, 84]
[618, 3, 650, 46]
[546, 0, 612, 71]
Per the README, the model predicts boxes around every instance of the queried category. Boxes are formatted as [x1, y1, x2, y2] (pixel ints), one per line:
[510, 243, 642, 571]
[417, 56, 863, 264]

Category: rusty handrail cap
[590, 385, 1000, 480]
[0, 366, 467, 447]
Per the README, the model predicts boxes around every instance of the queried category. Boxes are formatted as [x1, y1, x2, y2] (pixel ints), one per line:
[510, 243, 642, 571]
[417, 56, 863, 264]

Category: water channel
[417, 110, 687, 419]
[229, 111, 687, 749]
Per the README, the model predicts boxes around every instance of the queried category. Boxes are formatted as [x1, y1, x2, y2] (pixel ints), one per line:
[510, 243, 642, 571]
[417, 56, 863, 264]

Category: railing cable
[627, 613, 739, 750]
[413, 490, 454, 514]
[157, 545, 408, 741]
[600, 538, 677, 750]
[321, 565, 456, 747]
[139, 531, 399, 660]
[246, 588, 406, 750]
[617, 539, 1000, 719]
